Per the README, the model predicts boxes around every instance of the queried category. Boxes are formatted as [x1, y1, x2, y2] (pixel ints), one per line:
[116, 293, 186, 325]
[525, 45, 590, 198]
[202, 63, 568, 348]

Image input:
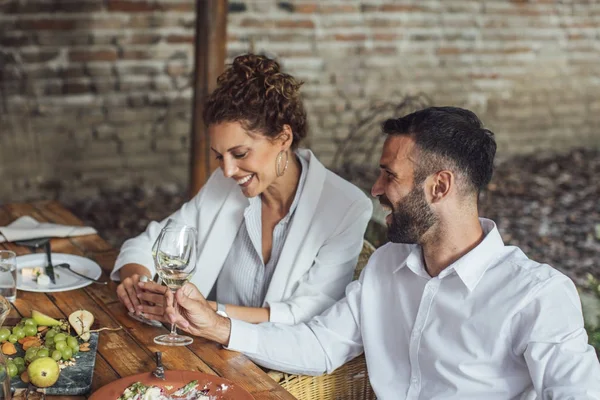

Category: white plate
[16, 253, 102, 293]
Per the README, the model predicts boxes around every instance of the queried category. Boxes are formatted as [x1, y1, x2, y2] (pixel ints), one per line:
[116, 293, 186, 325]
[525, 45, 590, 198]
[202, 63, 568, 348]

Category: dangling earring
[276, 150, 289, 177]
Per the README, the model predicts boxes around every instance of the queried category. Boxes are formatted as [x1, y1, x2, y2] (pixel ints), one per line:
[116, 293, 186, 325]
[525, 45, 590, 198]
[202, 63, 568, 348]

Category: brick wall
[1, 0, 599, 202]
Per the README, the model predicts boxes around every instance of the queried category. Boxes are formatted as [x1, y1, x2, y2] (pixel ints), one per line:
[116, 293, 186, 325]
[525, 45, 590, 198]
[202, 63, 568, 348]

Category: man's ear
[430, 170, 453, 203]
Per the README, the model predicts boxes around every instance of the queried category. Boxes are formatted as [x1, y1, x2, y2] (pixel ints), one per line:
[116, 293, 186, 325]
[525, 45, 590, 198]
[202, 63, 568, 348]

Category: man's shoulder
[365, 242, 414, 274]
[488, 245, 571, 294]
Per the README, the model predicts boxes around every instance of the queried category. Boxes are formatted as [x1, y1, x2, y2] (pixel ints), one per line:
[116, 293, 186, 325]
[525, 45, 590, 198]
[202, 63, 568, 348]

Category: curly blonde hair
[203, 54, 308, 148]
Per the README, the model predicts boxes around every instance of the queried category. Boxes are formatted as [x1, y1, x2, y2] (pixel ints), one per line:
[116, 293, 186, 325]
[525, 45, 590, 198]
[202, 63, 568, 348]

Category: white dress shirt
[216, 155, 308, 308]
[228, 219, 600, 399]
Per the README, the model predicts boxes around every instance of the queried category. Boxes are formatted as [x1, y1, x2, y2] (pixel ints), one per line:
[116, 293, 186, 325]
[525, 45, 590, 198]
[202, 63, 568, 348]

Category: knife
[44, 241, 56, 284]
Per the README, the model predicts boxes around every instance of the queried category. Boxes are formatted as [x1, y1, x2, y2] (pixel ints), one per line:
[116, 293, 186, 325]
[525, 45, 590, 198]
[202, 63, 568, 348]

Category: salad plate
[89, 370, 253, 400]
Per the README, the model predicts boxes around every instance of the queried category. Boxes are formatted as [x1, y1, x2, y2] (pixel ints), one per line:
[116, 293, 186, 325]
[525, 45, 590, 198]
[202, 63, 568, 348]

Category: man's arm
[167, 279, 365, 376]
[513, 275, 600, 398]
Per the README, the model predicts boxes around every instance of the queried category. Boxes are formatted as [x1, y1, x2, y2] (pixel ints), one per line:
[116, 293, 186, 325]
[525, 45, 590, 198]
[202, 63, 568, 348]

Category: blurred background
[1, 0, 599, 339]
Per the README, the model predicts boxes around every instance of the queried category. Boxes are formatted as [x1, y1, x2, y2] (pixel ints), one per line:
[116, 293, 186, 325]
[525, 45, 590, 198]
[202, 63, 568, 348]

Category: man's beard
[382, 185, 438, 244]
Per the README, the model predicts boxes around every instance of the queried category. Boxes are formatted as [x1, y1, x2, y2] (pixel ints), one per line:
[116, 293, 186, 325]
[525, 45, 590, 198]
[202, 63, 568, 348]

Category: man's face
[371, 136, 438, 244]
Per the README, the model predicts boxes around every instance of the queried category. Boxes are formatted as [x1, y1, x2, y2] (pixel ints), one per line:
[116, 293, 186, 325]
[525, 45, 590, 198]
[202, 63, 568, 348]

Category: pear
[68, 310, 94, 342]
[31, 310, 61, 327]
[28, 357, 60, 388]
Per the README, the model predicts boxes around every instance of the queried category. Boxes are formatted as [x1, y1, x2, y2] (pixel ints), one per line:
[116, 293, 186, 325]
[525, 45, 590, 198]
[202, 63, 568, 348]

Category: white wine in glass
[152, 222, 197, 346]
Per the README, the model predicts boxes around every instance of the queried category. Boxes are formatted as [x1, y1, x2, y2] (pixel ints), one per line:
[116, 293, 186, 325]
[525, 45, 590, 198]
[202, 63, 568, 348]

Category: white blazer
[111, 149, 373, 324]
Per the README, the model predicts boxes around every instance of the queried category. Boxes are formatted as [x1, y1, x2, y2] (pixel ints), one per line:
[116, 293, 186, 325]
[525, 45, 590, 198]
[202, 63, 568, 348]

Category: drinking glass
[0, 251, 16, 303]
[0, 295, 12, 399]
[152, 222, 197, 346]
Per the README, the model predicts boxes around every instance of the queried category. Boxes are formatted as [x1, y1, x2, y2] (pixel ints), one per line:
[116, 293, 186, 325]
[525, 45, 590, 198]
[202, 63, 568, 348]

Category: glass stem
[169, 288, 178, 336]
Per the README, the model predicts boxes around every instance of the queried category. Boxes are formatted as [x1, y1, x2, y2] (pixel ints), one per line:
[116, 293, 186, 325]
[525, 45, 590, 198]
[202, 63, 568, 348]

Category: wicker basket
[269, 240, 377, 400]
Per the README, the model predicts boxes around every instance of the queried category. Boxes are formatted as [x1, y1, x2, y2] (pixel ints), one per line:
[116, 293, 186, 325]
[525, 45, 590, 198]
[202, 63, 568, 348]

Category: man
[141, 107, 600, 398]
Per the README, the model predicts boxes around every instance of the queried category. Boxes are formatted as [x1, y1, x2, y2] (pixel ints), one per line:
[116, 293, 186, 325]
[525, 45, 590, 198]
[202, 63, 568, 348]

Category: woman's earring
[276, 150, 289, 177]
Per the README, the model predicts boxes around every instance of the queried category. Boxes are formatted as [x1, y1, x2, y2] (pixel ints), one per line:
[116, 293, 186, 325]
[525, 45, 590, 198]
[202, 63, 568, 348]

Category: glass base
[128, 311, 163, 327]
[154, 333, 193, 346]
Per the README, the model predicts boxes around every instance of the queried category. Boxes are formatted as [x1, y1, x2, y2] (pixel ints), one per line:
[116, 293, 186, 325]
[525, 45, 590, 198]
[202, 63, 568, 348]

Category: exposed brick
[334, 34, 367, 41]
[69, 49, 118, 62]
[166, 35, 194, 44]
[106, 0, 159, 12]
[295, 4, 318, 13]
[20, 49, 61, 63]
[275, 20, 315, 29]
[16, 19, 77, 30]
[63, 81, 93, 94]
[320, 5, 359, 13]
[119, 49, 154, 60]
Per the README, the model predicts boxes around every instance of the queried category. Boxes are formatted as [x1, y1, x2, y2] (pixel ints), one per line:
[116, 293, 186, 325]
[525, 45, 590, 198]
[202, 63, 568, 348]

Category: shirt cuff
[267, 301, 295, 325]
[226, 319, 259, 353]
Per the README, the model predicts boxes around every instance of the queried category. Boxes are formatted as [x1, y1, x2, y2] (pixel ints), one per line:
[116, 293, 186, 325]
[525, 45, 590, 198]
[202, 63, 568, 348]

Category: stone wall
[1, 0, 599, 202]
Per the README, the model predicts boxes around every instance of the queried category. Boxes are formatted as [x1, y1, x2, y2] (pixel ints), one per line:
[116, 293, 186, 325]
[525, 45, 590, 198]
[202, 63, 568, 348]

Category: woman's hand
[165, 283, 232, 345]
[136, 281, 172, 323]
[116, 273, 148, 314]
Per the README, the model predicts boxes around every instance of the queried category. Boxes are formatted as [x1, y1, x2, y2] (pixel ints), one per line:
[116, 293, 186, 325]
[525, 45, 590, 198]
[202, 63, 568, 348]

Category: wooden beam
[189, 0, 228, 198]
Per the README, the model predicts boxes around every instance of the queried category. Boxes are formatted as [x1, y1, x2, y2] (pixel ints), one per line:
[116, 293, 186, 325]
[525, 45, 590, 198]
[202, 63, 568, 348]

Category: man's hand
[163, 283, 232, 346]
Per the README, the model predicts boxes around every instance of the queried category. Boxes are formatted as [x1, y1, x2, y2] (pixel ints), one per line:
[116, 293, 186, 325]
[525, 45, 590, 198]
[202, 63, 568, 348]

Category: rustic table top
[0, 201, 295, 400]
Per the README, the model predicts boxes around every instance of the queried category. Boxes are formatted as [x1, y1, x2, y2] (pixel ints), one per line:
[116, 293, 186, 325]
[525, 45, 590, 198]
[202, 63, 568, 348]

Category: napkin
[0, 216, 97, 243]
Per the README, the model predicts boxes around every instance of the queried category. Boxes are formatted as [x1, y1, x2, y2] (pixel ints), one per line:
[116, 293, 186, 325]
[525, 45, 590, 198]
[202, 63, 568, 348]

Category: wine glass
[0, 296, 12, 399]
[152, 222, 198, 346]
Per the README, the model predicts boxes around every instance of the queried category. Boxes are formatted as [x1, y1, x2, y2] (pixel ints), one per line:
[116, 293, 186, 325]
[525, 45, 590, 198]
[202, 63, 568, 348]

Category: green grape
[24, 353, 35, 363]
[45, 329, 57, 339]
[16, 363, 25, 374]
[66, 336, 78, 350]
[36, 348, 50, 358]
[23, 325, 37, 337]
[51, 350, 62, 361]
[0, 328, 10, 342]
[7, 335, 17, 344]
[55, 341, 67, 352]
[53, 333, 66, 342]
[61, 347, 73, 360]
[45, 338, 54, 348]
[23, 318, 37, 328]
[12, 357, 24, 367]
[11, 327, 24, 339]
[25, 347, 39, 357]
[6, 363, 18, 378]
[71, 346, 79, 356]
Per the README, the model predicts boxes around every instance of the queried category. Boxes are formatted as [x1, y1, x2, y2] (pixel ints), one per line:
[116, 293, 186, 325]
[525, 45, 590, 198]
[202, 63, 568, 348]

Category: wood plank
[187, 339, 295, 398]
[189, 0, 227, 197]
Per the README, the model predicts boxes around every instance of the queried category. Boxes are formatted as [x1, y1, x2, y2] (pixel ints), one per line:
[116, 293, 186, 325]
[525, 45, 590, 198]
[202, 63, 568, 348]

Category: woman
[112, 54, 372, 325]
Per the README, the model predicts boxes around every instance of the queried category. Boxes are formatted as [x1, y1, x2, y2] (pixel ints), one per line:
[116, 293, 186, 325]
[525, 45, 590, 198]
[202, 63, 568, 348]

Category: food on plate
[118, 380, 212, 400]
[27, 357, 60, 387]
[68, 309, 94, 342]
[21, 267, 51, 285]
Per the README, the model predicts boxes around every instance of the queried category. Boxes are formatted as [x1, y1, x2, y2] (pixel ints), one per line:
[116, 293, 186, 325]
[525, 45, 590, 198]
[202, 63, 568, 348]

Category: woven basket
[269, 240, 377, 400]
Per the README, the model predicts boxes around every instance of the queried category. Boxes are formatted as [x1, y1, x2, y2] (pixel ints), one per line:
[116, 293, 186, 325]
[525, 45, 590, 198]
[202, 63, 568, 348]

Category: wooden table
[0, 201, 296, 400]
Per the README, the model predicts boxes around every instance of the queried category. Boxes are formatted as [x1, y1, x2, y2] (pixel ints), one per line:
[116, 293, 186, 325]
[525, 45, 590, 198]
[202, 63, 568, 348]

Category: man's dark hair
[381, 106, 497, 194]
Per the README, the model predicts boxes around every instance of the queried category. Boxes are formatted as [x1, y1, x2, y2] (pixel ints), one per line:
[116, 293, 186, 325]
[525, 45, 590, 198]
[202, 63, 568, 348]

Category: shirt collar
[393, 218, 505, 291]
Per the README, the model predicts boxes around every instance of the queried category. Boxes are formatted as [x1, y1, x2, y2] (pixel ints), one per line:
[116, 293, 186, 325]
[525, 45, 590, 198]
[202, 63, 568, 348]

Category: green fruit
[51, 350, 62, 361]
[45, 330, 57, 339]
[66, 337, 78, 350]
[0, 328, 10, 342]
[31, 311, 61, 327]
[24, 318, 37, 328]
[17, 364, 26, 374]
[27, 357, 60, 388]
[55, 341, 67, 352]
[36, 349, 50, 358]
[53, 333, 66, 342]
[23, 325, 37, 337]
[12, 357, 24, 367]
[12, 327, 24, 339]
[6, 363, 18, 378]
[8, 334, 17, 344]
[45, 338, 54, 348]
[60, 347, 72, 361]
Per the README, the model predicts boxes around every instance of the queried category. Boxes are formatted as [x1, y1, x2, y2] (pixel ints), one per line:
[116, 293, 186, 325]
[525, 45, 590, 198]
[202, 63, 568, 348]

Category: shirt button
[411, 377, 419, 385]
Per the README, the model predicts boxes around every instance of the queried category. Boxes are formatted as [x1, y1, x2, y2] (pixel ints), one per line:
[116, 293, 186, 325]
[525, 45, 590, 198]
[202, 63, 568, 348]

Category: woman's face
[209, 121, 287, 198]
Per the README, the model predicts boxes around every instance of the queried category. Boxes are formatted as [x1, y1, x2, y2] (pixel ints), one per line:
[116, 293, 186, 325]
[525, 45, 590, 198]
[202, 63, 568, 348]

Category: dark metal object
[54, 263, 107, 285]
[152, 351, 165, 380]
